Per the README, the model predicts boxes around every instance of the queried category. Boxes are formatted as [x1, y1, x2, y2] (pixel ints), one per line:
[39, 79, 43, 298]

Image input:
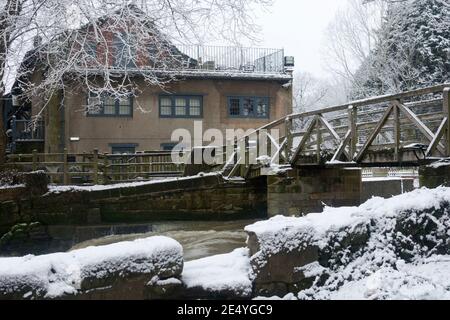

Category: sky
[255, 0, 348, 78]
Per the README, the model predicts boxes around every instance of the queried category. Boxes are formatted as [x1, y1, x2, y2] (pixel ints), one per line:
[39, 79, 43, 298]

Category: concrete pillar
[267, 167, 362, 217]
[419, 164, 450, 188]
[44, 90, 63, 154]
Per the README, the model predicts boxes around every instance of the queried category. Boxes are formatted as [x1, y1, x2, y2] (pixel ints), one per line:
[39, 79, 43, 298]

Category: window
[110, 144, 138, 154]
[227, 96, 270, 118]
[161, 143, 177, 151]
[159, 95, 203, 118]
[114, 33, 137, 69]
[87, 93, 133, 117]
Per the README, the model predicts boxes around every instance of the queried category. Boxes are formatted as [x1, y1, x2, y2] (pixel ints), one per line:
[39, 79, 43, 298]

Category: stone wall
[246, 188, 450, 297]
[0, 174, 267, 253]
[267, 167, 362, 216]
[419, 164, 450, 188]
[361, 178, 415, 203]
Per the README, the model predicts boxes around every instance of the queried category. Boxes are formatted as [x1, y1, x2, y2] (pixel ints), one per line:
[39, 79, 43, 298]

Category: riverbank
[2, 187, 450, 300]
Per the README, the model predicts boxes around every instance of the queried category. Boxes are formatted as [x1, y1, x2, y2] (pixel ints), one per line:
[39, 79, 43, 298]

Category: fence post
[93, 149, 99, 185]
[63, 148, 69, 185]
[32, 149, 38, 171]
[103, 153, 109, 185]
[443, 88, 450, 157]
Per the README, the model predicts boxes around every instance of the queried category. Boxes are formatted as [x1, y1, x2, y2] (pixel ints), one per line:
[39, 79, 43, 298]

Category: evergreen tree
[352, 0, 449, 99]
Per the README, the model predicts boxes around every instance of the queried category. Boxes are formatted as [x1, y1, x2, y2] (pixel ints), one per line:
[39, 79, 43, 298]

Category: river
[69, 219, 259, 261]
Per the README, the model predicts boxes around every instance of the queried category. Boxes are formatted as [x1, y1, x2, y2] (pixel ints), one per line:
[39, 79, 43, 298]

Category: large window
[227, 96, 270, 118]
[159, 95, 203, 118]
[87, 93, 133, 117]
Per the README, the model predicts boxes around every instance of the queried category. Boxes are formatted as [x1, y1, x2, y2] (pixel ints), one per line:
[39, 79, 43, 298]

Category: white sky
[255, 0, 348, 78]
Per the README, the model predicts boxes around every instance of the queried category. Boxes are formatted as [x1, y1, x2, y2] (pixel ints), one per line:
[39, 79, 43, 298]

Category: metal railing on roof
[173, 45, 286, 74]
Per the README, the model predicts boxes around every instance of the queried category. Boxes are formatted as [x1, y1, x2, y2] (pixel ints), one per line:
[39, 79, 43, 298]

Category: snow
[182, 248, 253, 297]
[254, 293, 298, 301]
[246, 187, 450, 300]
[329, 256, 450, 300]
[247, 187, 450, 241]
[428, 159, 450, 169]
[0, 236, 183, 299]
[0, 184, 25, 190]
[47, 172, 221, 194]
[362, 177, 404, 182]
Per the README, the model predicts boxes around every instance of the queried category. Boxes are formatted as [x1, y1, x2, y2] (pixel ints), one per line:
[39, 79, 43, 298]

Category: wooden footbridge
[220, 83, 450, 179]
[4, 83, 450, 185]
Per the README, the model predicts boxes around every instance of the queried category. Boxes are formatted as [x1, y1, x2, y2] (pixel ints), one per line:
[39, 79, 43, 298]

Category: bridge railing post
[241, 136, 250, 177]
[393, 101, 401, 161]
[234, 138, 238, 165]
[285, 116, 293, 162]
[316, 117, 322, 164]
[348, 105, 357, 161]
[444, 88, 450, 157]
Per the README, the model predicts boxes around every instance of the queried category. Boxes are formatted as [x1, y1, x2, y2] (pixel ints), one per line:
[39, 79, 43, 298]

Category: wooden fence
[4, 149, 186, 185]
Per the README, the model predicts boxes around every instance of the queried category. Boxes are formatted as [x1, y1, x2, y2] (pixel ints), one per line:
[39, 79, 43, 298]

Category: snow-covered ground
[182, 248, 253, 298]
[0, 236, 183, 299]
[246, 187, 450, 300]
[328, 256, 450, 300]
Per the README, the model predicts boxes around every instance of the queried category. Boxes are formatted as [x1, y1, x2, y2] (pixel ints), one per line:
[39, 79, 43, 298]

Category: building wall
[52, 78, 292, 154]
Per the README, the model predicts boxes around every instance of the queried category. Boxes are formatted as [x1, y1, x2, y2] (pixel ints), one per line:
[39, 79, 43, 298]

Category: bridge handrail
[288, 83, 450, 121]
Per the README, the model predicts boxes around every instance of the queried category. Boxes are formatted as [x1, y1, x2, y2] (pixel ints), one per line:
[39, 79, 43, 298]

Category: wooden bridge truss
[221, 83, 450, 178]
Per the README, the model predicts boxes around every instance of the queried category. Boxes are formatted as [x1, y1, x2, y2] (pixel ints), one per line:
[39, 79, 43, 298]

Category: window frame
[109, 143, 138, 154]
[160, 143, 177, 151]
[159, 95, 204, 119]
[227, 96, 270, 119]
[86, 92, 134, 118]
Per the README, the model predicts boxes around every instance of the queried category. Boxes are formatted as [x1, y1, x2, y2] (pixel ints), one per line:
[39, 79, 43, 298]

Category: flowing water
[69, 219, 260, 261]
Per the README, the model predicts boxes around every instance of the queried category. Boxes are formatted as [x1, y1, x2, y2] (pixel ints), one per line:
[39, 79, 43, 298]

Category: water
[69, 220, 259, 261]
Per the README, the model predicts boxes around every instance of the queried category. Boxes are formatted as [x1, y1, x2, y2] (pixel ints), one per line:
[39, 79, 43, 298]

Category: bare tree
[293, 71, 348, 113]
[293, 72, 328, 113]
[322, 0, 385, 86]
[0, 0, 273, 157]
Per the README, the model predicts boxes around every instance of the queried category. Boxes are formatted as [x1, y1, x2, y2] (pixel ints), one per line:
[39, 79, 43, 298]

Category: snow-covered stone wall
[246, 187, 450, 298]
[0, 236, 183, 300]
